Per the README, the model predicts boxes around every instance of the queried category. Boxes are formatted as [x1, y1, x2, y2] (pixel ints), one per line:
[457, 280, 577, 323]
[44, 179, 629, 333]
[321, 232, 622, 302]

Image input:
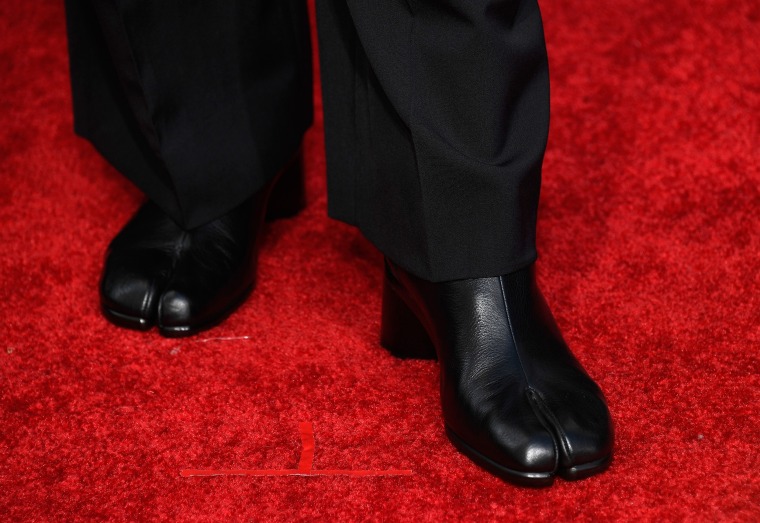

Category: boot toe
[555, 408, 614, 480]
[157, 289, 195, 336]
[534, 388, 614, 480]
[445, 420, 557, 487]
[100, 254, 164, 329]
[516, 430, 558, 473]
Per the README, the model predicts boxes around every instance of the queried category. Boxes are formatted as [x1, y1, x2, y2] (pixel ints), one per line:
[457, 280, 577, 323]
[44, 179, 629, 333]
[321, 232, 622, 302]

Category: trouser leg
[65, 0, 313, 229]
[317, 0, 550, 282]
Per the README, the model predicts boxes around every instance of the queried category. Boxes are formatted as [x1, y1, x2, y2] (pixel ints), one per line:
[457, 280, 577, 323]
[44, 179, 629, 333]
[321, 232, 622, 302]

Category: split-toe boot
[100, 152, 304, 335]
[100, 201, 184, 330]
[380, 259, 613, 486]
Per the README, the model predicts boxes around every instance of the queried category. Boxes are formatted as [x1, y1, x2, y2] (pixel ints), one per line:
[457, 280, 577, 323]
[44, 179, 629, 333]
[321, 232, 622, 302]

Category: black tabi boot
[381, 259, 613, 487]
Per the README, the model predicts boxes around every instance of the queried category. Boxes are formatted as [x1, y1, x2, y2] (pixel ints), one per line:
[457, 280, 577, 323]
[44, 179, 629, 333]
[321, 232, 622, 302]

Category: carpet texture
[1, 0, 758, 520]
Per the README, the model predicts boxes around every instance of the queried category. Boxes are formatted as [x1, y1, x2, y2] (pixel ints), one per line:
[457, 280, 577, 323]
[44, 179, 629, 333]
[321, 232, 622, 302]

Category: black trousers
[65, 0, 313, 230]
[65, 0, 550, 282]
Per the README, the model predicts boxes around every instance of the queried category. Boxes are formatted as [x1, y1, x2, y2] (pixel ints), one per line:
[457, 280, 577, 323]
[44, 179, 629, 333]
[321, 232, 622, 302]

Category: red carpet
[1, 1, 758, 520]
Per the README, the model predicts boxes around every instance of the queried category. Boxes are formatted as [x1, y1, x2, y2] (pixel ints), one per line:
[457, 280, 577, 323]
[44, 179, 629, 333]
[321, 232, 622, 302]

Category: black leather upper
[385, 260, 613, 478]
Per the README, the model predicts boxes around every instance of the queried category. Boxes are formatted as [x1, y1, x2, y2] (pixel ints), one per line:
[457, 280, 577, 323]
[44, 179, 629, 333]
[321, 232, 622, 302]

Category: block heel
[380, 276, 437, 360]
[265, 149, 306, 221]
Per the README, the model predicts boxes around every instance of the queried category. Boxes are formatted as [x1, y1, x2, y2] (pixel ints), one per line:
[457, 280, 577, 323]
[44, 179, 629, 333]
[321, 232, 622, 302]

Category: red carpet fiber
[1, 0, 758, 520]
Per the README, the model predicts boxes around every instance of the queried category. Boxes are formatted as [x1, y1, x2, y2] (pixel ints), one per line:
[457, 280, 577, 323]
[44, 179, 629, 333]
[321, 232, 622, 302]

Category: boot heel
[380, 278, 437, 360]
[266, 149, 306, 221]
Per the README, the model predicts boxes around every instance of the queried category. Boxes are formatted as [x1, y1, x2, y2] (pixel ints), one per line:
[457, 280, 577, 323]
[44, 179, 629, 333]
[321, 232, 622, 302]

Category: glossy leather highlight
[381, 259, 613, 486]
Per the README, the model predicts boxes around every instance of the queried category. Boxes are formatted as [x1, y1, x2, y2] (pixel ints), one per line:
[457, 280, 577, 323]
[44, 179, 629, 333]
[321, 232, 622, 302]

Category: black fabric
[65, 0, 313, 229]
[66, 0, 549, 282]
[316, 0, 550, 281]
